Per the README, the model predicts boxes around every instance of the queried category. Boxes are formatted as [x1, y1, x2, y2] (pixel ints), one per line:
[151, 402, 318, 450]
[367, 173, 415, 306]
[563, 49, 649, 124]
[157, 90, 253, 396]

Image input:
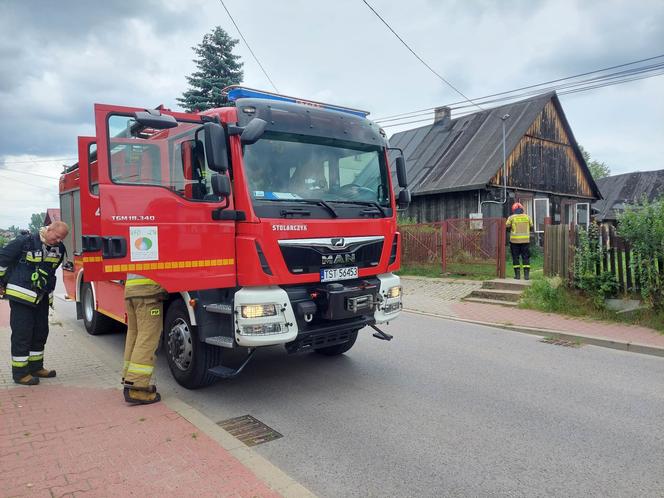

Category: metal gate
[399, 218, 506, 278]
[442, 218, 506, 278]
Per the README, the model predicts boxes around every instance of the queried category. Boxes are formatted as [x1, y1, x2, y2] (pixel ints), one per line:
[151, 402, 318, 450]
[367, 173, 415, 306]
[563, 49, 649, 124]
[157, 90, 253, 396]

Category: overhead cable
[361, 0, 483, 111]
[218, 0, 279, 93]
[375, 53, 664, 122]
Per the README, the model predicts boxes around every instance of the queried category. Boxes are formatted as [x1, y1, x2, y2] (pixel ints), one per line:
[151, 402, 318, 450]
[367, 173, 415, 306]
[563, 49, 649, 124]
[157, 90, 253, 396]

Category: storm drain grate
[217, 415, 283, 447]
[540, 337, 582, 348]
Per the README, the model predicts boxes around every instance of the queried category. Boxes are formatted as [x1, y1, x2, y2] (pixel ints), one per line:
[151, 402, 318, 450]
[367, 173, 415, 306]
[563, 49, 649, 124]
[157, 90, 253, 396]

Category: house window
[576, 202, 589, 228]
[534, 198, 549, 233]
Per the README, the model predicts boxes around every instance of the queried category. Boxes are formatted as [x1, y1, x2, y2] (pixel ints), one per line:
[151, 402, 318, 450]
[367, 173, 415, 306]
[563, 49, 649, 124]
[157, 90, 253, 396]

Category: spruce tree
[177, 27, 244, 112]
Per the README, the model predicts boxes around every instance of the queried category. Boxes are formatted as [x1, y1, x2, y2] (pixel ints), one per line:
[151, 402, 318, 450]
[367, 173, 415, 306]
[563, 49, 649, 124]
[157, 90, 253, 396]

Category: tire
[81, 282, 115, 335]
[164, 300, 222, 389]
[315, 330, 358, 356]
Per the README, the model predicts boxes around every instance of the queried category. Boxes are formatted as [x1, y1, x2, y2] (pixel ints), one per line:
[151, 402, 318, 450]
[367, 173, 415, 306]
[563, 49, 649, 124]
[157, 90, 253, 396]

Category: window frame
[533, 198, 549, 233]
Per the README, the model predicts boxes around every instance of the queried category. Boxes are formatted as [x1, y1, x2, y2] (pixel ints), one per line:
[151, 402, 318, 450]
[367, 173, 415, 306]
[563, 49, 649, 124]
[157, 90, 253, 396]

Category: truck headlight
[387, 286, 402, 299]
[241, 304, 277, 318]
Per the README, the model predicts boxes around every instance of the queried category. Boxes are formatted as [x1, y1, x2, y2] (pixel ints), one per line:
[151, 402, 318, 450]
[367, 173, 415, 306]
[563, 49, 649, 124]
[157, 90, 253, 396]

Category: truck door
[78, 136, 124, 281]
[89, 103, 236, 292]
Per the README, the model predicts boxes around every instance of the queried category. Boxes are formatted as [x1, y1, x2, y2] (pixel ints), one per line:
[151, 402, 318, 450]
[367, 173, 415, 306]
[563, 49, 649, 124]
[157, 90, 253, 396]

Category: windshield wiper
[328, 200, 387, 217]
[270, 198, 339, 218]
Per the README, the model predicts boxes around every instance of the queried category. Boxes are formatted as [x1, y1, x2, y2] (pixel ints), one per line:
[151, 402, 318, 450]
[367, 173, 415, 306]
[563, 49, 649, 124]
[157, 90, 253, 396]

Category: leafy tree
[578, 144, 611, 180]
[0, 235, 7, 248]
[177, 27, 244, 112]
[28, 212, 46, 232]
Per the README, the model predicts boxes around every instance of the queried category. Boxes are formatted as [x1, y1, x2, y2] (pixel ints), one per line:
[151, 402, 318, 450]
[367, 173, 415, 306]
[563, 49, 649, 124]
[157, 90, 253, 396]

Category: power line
[375, 53, 664, 123]
[218, 0, 279, 93]
[0, 168, 60, 180]
[0, 157, 75, 165]
[379, 69, 664, 129]
[361, 0, 483, 111]
[0, 175, 58, 192]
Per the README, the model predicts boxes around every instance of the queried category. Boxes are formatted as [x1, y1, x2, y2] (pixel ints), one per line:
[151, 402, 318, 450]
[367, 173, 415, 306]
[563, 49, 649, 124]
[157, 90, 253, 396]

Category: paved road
[54, 299, 664, 497]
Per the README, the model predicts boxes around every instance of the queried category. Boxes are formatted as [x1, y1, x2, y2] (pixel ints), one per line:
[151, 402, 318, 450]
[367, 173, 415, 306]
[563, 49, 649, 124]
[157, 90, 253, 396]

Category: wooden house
[389, 92, 602, 236]
[593, 169, 664, 224]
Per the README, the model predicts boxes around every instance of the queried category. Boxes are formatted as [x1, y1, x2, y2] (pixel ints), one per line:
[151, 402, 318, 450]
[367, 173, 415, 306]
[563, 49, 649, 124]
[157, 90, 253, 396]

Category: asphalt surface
[55, 300, 664, 497]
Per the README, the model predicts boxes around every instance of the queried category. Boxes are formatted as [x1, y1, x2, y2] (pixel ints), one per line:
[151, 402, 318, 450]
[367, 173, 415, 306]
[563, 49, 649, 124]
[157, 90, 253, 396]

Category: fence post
[615, 233, 625, 294]
[498, 218, 506, 278]
[625, 241, 633, 292]
[441, 221, 447, 274]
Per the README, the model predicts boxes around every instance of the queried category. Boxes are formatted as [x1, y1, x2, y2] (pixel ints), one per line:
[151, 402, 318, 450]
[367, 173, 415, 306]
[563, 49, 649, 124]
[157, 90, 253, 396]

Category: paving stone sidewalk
[0, 300, 311, 498]
[401, 276, 664, 351]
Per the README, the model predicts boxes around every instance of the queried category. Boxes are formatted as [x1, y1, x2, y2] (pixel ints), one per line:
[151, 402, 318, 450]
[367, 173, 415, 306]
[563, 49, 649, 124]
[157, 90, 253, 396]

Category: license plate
[320, 266, 358, 282]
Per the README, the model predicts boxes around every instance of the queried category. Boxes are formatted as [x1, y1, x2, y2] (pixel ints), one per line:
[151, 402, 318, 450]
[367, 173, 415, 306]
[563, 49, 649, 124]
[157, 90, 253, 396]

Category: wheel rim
[168, 318, 193, 371]
[83, 287, 94, 323]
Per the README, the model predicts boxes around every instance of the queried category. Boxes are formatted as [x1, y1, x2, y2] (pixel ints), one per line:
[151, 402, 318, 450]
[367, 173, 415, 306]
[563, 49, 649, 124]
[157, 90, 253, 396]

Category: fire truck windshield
[242, 132, 390, 209]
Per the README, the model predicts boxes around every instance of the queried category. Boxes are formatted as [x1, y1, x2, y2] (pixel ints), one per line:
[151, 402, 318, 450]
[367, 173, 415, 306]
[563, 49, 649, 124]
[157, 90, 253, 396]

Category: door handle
[82, 235, 102, 252]
[101, 237, 127, 259]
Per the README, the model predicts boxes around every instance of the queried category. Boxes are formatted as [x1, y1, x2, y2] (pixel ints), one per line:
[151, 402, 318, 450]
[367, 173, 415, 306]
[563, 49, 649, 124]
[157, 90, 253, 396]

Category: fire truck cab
[59, 87, 410, 389]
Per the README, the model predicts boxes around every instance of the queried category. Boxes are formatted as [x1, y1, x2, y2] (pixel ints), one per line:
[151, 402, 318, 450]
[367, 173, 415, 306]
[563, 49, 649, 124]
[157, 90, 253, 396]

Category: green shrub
[618, 197, 664, 309]
[521, 276, 572, 313]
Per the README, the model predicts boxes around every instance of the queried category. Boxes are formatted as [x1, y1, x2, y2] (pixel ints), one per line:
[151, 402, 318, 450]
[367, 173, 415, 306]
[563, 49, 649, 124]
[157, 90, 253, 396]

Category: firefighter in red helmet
[506, 202, 533, 280]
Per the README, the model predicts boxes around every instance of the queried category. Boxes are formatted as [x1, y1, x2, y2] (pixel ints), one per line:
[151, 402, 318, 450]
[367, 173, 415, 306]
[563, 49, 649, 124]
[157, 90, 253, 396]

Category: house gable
[490, 99, 597, 199]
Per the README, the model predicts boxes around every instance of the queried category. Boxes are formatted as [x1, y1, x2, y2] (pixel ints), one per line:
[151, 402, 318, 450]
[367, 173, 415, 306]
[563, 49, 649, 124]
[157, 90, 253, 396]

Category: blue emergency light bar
[223, 85, 370, 118]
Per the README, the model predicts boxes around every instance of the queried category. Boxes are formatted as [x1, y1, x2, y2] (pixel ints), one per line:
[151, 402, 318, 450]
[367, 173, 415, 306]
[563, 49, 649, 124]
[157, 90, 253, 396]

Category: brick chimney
[434, 106, 451, 125]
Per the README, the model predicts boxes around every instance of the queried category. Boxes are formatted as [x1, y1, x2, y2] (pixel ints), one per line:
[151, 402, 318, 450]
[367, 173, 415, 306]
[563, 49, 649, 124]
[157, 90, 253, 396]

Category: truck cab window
[106, 114, 221, 202]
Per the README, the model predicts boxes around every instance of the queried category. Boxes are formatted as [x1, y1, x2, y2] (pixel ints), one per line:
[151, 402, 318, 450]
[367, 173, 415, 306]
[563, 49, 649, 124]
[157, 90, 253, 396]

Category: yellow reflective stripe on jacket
[5, 284, 38, 303]
[127, 362, 154, 376]
[125, 278, 158, 286]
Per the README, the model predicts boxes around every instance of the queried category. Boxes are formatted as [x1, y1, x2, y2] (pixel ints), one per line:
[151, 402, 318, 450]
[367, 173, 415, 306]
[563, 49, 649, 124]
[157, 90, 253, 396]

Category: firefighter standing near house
[506, 202, 533, 280]
[0, 221, 69, 385]
[122, 273, 167, 405]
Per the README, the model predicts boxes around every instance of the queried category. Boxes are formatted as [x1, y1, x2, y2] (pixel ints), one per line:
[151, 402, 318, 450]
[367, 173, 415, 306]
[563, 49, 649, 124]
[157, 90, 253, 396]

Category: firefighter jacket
[0, 233, 65, 306]
[506, 213, 533, 244]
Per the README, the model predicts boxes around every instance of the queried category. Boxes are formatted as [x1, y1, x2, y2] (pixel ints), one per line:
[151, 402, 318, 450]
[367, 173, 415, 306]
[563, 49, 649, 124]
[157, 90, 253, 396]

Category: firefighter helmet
[511, 202, 524, 212]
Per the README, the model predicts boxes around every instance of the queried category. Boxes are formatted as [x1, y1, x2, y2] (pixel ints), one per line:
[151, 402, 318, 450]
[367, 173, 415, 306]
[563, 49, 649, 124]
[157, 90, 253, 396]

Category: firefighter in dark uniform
[122, 273, 167, 405]
[506, 202, 533, 280]
[0, 221, 69, 385]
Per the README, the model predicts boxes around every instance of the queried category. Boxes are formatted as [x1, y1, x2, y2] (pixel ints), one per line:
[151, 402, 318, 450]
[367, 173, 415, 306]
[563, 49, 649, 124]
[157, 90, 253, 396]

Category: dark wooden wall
[490, 101, 595, 198]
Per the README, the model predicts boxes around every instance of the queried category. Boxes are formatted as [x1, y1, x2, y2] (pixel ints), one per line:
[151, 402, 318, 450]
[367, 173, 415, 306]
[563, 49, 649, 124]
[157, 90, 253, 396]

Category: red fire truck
[59, 86, 410, 389]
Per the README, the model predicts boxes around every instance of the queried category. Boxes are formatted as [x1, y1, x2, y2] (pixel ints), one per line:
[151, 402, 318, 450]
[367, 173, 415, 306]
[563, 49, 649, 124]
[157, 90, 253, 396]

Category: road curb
[403, 308, 664, 358]
[48, 303, 316, 498]
[164, 397, 316, 498]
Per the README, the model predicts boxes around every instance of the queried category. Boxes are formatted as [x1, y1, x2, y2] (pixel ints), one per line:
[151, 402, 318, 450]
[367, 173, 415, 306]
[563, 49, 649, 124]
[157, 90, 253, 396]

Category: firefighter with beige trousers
[122, 273, 167, 405]
[506, 202, 534, 280]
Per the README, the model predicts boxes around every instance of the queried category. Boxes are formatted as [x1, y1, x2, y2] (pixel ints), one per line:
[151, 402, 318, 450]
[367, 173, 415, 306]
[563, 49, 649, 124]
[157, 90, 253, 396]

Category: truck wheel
[315, 330, 358, 356]
[164, 300, 222, 389]
[81, 282, 115, 335]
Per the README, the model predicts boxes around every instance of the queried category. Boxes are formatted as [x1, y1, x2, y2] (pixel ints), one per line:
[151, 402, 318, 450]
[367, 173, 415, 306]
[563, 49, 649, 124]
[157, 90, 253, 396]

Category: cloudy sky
[1, 0, 662, 228]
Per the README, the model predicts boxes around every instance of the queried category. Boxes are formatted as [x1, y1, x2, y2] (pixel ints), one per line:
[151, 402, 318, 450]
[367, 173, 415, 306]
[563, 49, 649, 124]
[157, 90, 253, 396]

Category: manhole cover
[540, 337, 581, 348]
[217, 415, 283, 447]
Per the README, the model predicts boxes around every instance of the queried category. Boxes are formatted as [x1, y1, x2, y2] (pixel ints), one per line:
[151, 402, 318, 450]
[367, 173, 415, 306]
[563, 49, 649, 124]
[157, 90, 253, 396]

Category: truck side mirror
[397, 189, 411, 211]
[396, 156, 408, 188]
[133, 110, 178, 129]
[240, 118, 267, 145]
[204, 122, 229, 172]
[211, 173, 231, 198]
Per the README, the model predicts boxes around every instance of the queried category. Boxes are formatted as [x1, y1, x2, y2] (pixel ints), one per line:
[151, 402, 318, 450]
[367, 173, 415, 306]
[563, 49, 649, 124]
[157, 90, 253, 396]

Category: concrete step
[483, 278, 532, 291]
[467, 289, 522, 302]
[462, 297, 519, 307]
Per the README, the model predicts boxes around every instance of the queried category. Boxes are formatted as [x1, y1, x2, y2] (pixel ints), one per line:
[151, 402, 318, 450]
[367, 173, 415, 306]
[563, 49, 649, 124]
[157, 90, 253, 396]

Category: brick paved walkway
[0, 300, 310, 497]
[401, 276, 664, 350]
[0, 386, 280, 498]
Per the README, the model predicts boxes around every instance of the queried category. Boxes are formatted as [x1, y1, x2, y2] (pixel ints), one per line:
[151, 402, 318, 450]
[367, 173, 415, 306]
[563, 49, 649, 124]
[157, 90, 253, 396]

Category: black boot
[514, 268, 521, 280]
[524, 268, 530, 280]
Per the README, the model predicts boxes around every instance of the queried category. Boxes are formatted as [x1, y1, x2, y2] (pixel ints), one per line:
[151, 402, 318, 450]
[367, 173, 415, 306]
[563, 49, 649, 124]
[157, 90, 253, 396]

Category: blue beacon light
[224, 86, 370, 118]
